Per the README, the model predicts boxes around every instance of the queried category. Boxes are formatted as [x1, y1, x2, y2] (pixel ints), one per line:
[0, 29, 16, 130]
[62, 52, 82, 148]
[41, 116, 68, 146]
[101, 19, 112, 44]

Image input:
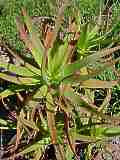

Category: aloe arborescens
[0, 1, 120, 159]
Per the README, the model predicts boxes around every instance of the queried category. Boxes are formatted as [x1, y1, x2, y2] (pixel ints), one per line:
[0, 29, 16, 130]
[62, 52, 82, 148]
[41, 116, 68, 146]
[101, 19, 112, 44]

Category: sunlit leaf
[34, 149, 42, 160]
[48, 42, 68, 76]
[0, 88, 22, 99]
[92, 127, 120, 137]
[54, 144, 66, 160]
[77, 23, 102, 55]
[0, 72, 40, 85]
[88, 25, 99, 40]
[17, 9, 44, 67]
[0, 85, 33, 99]
[17, 138, 50, 155]
[80, 79, 118, 88]
[65, 146, 74, 160]
[0, 61, 37, 77]
[0, 118, 8, 126]
[33, 85, 48, 99]
[77, 23, 88, 54]
[61, 57, 89, 78]
[104, 127, 120, 137]
[46, 92, 54, 111]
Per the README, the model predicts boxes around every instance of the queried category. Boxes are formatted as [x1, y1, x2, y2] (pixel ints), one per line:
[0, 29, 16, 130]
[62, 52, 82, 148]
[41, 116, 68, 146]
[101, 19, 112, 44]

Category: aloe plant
[0, 1, 120, 159]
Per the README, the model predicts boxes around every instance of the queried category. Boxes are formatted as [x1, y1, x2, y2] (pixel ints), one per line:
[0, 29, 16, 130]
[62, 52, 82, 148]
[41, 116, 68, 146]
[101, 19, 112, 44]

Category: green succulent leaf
[93, 127, 120, 137]
[33, 85, 48, 99]
[62, 75, 117, 88]
[34, 149, 42, 160]
[70, 127, 101, 142]
[0, 118, 8, 126]
[77, 23, 101, 55]
[61, 45, 120, 79]
[19, 8, 44, 67]
[88, 25, 99, 40]
[0, 61, 37, 77]
[17, 138, 50, 156]
[46, 92, 54, 111]
[0, 72, 40, 85]
[80, 79, 118, 88]
[0, 84, 34, 98]
[63, 88, 98, 113]
[65, 147, 74, 160]
[103, 127, 120, 137]
[48, 41, 68, 77]
[77, 23, 88, 54]
[17, 142, 41, 155]
[61, 58, 88, 79]
[0, 88, 22, 98]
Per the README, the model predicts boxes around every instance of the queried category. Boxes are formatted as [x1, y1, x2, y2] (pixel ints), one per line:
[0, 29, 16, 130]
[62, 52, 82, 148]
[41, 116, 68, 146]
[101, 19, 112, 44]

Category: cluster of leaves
[1, 0, 120, 159]
[0, 0, 115, 52]
[0, 0, 51, 52]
